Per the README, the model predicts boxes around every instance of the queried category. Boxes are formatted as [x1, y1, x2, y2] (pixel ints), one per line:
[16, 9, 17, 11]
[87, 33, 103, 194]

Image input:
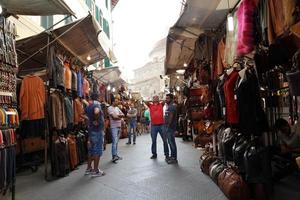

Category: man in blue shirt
[83, 93, 105, 177]
[164, 93, 178, 164]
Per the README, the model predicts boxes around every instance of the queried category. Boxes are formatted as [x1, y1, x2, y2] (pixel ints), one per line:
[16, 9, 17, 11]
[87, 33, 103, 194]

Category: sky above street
[112, 0, 182, 81]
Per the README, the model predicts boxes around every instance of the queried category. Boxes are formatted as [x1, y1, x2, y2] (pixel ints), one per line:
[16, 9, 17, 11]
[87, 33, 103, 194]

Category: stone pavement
[12, 134, 227, 200]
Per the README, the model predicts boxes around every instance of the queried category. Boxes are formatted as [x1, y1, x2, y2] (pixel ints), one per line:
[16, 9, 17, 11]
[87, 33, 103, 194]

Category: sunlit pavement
[12, 134, 228, 200]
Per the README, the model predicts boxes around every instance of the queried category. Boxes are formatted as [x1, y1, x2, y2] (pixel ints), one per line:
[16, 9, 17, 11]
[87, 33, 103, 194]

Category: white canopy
[0, 0, 74, 16]
[165, 0, 240, 75]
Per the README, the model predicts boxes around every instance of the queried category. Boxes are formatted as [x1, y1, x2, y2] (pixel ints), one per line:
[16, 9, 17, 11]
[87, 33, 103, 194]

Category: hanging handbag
[286, 49, 300, 96]
[190, 109, 204, 121]
[200, 151, 217, 175]
[232, 134, 249, 172]
[209, 159, 226, 184]
[218, 167, 250, 200]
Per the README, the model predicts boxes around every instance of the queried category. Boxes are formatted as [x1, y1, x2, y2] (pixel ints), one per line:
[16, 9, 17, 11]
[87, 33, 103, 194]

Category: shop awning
[165, 0, 240, 75]
[17, 15, 109, 76]
[0, 0, 74, 16]
[93, 66, 121, 84]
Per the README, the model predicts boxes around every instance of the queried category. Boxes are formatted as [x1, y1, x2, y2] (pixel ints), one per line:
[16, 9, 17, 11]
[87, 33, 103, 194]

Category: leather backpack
[218, 167, 250, 200]
[209, 160, 226, 184]
[200, 151, 217, 175]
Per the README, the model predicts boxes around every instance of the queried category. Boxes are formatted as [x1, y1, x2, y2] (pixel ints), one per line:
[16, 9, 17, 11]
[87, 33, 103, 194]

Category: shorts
[88, 131, 104, 157]
[145, 120, 150, 126]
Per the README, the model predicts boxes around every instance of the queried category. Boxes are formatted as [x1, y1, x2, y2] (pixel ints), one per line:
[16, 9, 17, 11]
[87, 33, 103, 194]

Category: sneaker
[112, 156, 118, 163]
[150, 155, 157, 159]
[165, 156, 170, 162]
[84, 168, 93, 175]
[116, 155, 123, 160]
[133, 142, 136, 145]
[167, 158, 178, 164]
[91, 169, 105, 177]
[126, 142, 131, 145]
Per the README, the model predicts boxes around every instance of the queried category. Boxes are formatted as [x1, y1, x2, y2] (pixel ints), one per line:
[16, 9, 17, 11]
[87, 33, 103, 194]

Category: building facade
[130, 38, 166, 100]
[9, 0, 118, 69]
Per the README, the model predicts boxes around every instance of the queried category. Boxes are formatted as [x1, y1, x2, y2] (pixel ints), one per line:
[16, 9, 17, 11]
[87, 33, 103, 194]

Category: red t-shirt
[148, 102, 164, 125]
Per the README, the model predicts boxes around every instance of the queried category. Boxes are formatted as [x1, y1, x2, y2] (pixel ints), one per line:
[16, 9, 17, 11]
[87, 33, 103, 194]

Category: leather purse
[200, 152, 217, 175]
[232, 134, 249, 172]
[190, 110, 204, 121]
[194, 134, 212, 148]
[218, 167, 250, 200]
[209, 160, 226, 184]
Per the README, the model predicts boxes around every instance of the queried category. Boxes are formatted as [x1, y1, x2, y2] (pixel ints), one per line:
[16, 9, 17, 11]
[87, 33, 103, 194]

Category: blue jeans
[165, 127, 177, 159]
[111, 127, 121, 158]
[151, 125, 169, 157]
[128, 120, 136, 143]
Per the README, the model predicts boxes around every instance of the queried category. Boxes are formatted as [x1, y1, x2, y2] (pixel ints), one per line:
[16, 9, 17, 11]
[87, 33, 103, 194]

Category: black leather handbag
[243, 143, 272, 183]
[221, 128, 236, 161]
[232, 134, 249, 172]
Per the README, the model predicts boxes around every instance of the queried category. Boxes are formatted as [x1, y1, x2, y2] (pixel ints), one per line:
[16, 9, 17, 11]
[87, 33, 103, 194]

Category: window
[64, 15, 73, 25]
[85, 0, 92, 10]
[103, 18, 110, 39]
[95, 6, 103, 27]
[105, 0, 109, 9]
[41, 16, 54, 29]
[104, 58, 111, 68]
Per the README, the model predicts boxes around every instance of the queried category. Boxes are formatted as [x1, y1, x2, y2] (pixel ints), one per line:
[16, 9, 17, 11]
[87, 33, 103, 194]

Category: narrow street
[14, 135, 227, 200]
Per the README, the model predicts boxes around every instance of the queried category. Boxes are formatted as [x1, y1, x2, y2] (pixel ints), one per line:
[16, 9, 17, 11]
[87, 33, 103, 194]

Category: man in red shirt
[145, 95, 169, 160]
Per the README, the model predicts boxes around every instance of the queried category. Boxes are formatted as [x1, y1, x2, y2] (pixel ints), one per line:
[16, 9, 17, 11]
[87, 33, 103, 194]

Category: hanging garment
[50, 91, 67, 130]
[19, 76, 45, 120]
[19, 119, 45, 138]
[73, 98, 84, 125]
[64, 62, 72, 90]
[83, 78, 90, 98]
[235, 69, 268, 136]
[52, 137, 70, 177]
[67, 135, 78, 170]
[64, 97, 73, 126]
[224, 70, 239, 124]
[257, 0, 269, 45]
[194, 34, 214, 64]
[77, 71, 83, 97]
[71, 70, 77, 92]
[268, 0, 287, 44]
[216, 38, 226, 76]
[236, 0, 257, 56]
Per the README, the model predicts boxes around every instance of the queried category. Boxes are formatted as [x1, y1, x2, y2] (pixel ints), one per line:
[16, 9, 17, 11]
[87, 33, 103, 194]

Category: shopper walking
[145, 95, 169, 160]
[144, 108, 151, 133]
[126, 103, 138, 145]
[164, 94, 178, 164]
[108, 97, 125, 163]
[83, 94, 105, 177]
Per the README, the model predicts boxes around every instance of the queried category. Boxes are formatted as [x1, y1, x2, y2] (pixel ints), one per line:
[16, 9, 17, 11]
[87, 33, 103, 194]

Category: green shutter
[85, 0, 92, 10]
[104, 58, 111, 68]
[41, 16, 48, 29]
[48, 16, 53, 28]
[103, 18, 110, 39]
[105, 0, 109, 9]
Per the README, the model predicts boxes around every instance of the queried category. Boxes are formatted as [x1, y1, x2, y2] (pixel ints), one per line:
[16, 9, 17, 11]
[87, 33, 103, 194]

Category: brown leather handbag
[218, 167, 250, 200]
[190, 110, 204, 121]
[200, 152, 217, 175]
[194, 134, 212, 148]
